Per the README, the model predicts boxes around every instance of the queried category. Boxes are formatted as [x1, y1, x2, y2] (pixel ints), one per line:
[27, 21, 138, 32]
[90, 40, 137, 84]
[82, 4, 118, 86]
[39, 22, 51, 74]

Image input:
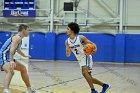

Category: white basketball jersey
[67, 35, 85, 61]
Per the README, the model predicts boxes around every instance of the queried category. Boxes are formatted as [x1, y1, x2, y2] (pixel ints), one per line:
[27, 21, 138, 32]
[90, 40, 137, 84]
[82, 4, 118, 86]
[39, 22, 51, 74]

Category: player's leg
[89, 71, 110, 93]
[89, 73, 104, 86]
[89, 55, 110, 93]
[14, 60, 35, 93]
[80, 55, 98, 93]
[14, 60, 31, 88]
[2, 62, 15, 93]
[82, 66, 94, 89]
[88, 55, 104, 86]
[82, 66, 98, 93]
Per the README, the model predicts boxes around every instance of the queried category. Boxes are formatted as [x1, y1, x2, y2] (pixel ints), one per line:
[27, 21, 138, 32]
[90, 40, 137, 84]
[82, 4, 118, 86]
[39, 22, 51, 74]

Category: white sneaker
[3, 89, 11, 93]
[26, 87, 40, 93]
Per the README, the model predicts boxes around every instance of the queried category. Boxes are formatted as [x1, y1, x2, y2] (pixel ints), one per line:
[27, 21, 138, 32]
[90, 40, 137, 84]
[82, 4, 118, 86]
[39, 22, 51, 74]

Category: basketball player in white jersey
[65, 22, 110, 93]
[0, 24, 36, 93]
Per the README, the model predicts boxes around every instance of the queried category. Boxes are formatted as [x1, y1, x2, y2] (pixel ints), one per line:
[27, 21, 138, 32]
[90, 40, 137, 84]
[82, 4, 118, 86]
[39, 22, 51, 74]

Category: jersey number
[74, 49, 79, 54]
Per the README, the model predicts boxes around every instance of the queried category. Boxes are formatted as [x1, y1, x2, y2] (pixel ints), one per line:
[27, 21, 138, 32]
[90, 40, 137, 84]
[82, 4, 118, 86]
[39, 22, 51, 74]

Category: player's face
[23, 28, 29, 37]
[66, 27, 72, 36]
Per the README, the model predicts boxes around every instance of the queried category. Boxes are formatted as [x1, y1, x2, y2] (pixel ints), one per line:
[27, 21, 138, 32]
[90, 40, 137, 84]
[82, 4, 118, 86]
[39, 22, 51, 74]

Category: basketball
[83, 43, 96, 55]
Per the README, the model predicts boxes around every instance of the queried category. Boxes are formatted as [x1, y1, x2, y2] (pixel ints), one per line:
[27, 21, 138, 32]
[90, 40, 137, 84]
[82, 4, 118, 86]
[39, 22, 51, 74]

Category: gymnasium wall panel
[29, 32, 46, 59]
[115, 34, 125, 62]
[0, 32, 11, 48]
[125, 34, 140, 63]
[28, 32, 140, 63]
[55, 33, 115, 62]
[45, 32, 56, 60]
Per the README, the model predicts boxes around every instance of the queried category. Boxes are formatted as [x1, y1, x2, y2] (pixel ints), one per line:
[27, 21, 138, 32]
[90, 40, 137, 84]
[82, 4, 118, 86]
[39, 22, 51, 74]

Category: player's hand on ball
[83, 43, 97, 55]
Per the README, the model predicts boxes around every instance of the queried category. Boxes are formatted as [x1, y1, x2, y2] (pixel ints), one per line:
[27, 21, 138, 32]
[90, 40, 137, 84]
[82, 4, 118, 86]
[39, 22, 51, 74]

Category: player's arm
[80, 35, 97, 51]
[9, 36, 21, 68]
[65, 40, 71, 57]
[17, 49, 31, 58]
[10, 36, 21, 61]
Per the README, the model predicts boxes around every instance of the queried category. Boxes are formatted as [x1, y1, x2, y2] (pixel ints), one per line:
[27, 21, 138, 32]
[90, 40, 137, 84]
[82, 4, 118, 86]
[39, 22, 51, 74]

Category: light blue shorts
[0, 51, 9, 71]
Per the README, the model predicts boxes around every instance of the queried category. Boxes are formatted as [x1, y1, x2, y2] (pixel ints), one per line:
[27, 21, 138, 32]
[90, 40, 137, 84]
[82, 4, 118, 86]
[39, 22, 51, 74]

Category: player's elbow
[66, 52, 70, 57]
[66, 54, 70, 57]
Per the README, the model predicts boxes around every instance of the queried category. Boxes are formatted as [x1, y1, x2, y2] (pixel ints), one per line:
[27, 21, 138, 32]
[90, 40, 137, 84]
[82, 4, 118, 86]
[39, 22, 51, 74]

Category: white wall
[36, 0, 50, 16]
[0, 0, 3, 16]
[0, 0, 140, 34]
[54, 0, 119, 34]
[127, 0, 140, 25]
[125, 0, 140, 34]
[43, 0, 139, 34]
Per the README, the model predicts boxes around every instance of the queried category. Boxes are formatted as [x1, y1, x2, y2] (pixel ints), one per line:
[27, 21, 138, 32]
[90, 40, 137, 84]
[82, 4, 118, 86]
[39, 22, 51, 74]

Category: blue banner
[3, 10, 36, 17]
[3, 0, 36, 17]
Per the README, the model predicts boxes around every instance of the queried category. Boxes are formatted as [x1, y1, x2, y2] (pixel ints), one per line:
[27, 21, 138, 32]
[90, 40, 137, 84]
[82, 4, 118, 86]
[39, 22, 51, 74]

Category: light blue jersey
[0, 34, 22, 70]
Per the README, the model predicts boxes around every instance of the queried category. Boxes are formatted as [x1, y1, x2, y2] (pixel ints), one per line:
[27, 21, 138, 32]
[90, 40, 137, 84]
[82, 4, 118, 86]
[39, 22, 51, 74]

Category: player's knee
[82, 70, 89, 76]
[7, 70, 15, 76]
[3, 65, 14, 76]
[20, 65, 27, 72]
[10, 70, 15, 76]
[82, 67, 89, 76]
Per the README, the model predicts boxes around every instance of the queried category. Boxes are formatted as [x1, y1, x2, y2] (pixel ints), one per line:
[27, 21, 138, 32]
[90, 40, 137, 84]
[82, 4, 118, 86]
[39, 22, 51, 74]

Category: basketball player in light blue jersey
[65, 22, 110, 93]
[0, 24, 36, 93]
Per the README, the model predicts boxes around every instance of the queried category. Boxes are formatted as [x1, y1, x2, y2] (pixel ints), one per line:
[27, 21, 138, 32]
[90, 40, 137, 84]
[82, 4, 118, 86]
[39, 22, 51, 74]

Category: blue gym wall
[29, 32, 46, 59]
[45, 32, 116, 62]
[125, 34, 140, 63]
[1, 31, 140, 63]
[0, 32, 12, 48]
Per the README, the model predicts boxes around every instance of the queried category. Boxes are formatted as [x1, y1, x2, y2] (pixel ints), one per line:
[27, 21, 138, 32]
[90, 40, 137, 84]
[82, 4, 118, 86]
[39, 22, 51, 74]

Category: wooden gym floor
[0, 60, 140, 93]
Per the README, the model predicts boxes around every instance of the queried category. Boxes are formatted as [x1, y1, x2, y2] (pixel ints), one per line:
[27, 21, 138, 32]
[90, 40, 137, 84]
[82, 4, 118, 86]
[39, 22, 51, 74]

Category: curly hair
[68, 22, 80, 34]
